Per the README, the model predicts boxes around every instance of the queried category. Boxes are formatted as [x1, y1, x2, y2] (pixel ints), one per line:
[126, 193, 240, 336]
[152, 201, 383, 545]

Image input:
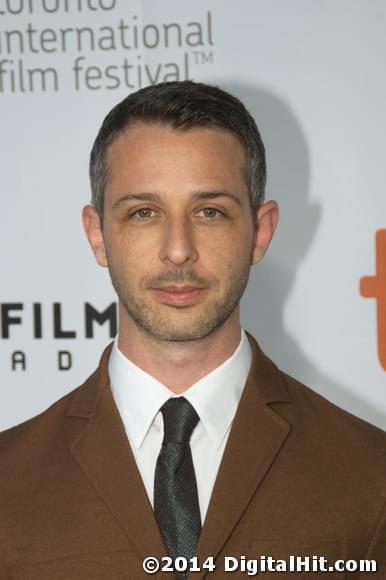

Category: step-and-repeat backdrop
[1, 0, 385, 431]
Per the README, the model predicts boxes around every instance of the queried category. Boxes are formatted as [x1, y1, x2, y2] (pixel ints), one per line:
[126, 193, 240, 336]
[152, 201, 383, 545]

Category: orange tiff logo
[360, 229, 386, 371]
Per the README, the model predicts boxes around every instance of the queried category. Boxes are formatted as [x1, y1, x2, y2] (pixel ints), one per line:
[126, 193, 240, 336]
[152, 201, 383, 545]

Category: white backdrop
[1, 0, 385, 431]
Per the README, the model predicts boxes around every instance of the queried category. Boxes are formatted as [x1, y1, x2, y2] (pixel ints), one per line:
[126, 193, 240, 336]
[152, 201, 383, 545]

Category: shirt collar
[183, 330, 252, 448]
[108, 329, 252, 450]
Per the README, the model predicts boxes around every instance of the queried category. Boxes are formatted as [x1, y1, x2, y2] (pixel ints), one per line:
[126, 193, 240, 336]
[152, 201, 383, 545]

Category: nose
[159, 215, 198, 266]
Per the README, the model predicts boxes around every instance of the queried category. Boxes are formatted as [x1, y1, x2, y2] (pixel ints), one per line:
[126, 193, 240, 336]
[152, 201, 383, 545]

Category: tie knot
[161, 397, 199, 444]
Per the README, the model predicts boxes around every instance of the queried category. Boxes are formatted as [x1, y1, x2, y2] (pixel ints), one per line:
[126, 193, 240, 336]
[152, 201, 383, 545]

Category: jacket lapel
[66, 345, 166, 562]
[196, 334, 292, 577]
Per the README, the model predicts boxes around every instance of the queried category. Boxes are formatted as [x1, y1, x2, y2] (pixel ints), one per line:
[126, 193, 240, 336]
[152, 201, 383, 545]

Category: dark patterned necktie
[154, 397, 201, 579]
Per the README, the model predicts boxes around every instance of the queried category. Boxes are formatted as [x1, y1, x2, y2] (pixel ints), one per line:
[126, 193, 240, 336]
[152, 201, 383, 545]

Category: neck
[117, 306, 242, 394]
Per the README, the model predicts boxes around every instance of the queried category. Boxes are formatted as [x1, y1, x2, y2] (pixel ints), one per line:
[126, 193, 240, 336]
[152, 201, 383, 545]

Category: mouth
[151, 285, 207, 306]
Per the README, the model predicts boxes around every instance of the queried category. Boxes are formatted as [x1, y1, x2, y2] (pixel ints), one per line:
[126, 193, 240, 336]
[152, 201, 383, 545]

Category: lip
[156, 285, 204, 293]
[151, 285, 207, 306]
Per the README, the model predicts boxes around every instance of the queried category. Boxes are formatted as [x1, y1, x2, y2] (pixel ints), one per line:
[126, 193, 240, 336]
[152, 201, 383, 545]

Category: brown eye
[199, 208, 223, 219]
[133, 208, 154, 219]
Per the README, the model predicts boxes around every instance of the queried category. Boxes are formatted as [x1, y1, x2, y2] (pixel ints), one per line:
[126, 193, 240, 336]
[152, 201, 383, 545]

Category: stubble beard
[109, 261, 252, 344]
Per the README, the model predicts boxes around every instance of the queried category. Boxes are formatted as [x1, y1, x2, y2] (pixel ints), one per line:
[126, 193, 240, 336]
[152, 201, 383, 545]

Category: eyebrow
[112, 190, 243, 210]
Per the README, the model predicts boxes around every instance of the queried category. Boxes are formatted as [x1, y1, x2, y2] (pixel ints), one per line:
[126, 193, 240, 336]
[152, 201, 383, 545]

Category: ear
[82, 205, 108, 267]
[251, 200, 279, 265]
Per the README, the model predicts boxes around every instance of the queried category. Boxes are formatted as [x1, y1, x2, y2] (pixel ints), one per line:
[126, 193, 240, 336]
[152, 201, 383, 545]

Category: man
[0, 81, 385, 579]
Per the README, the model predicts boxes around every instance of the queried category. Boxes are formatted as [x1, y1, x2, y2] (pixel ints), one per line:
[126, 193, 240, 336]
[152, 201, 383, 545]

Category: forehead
[104, 123, 249, 200]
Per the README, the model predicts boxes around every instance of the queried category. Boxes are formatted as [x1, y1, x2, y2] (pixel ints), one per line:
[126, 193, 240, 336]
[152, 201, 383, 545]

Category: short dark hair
[89, 80, 266, 218]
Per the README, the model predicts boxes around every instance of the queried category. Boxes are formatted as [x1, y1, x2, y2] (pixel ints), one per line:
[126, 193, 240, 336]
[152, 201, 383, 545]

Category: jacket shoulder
[0, 344, 112, 456]
[0, 385, 82, 456]
[279, 369, 386, 452]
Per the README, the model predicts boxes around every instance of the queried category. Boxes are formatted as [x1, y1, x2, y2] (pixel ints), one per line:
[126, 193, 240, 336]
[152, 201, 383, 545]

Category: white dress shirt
[108, 329, 252, 523]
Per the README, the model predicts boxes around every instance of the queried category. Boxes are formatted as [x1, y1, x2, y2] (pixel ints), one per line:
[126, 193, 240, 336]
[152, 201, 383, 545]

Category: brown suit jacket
[1, 334, 386, 579]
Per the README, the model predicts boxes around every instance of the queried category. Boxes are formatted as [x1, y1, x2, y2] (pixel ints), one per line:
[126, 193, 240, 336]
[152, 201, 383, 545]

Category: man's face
[84, 123, 277, 343]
